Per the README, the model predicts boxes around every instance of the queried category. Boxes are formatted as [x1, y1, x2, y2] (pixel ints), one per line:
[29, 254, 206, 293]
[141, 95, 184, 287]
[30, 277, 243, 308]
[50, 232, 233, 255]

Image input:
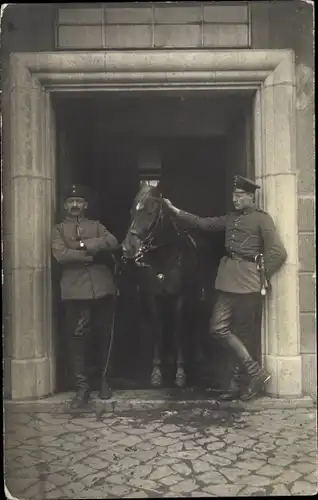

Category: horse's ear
[153, 180, 161, 196]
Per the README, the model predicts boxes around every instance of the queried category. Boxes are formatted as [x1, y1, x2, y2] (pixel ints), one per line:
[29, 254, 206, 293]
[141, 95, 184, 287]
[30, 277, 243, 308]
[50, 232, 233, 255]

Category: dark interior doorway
[93, 136, 227, 390]
[52, 90, 256, 393]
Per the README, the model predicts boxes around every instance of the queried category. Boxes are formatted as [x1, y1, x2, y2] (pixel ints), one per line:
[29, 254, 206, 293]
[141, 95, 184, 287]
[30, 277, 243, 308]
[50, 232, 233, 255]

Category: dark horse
[119, 181, 201, 388]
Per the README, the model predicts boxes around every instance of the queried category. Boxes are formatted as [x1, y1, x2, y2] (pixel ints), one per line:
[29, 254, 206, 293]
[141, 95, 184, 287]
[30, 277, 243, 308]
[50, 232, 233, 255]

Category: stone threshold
[4, 389, 315, 413]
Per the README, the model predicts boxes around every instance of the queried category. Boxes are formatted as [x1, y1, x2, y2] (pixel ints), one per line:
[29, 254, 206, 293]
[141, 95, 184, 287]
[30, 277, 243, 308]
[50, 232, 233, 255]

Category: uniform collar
[241, 206, 256, 215]
[64, 215, 86, 222]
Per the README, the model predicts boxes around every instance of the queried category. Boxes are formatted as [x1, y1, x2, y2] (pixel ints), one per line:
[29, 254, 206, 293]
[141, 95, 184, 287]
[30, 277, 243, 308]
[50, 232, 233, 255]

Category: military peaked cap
[233, 175, 261, 194]
[63, 184, 90, 201]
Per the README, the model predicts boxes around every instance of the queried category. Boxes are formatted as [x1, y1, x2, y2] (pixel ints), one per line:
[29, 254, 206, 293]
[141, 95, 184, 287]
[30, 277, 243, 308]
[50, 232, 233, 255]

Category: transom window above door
[56, 2, 251, 50]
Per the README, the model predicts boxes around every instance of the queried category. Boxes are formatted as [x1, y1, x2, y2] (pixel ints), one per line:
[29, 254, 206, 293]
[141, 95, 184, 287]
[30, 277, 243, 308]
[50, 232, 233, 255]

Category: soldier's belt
[225, 251, 256, 263]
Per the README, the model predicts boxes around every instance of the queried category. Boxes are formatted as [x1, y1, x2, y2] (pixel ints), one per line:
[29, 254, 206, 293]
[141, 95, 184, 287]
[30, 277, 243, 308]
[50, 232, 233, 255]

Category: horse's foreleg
[174, 296, 186, 388]
[192, 301, 205, 385]
[147, 296, 163, 387]
[151, 344, 163, 387]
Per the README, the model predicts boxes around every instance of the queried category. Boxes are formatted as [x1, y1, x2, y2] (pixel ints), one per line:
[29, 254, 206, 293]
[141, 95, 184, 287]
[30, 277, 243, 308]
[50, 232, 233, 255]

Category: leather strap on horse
[102, 258, 119, 379]
[168, 214, 198, 256]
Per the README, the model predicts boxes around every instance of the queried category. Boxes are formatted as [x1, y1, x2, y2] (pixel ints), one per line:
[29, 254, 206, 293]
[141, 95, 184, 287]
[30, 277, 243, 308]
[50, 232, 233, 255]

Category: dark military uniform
[52, 185, 119, 404]
[169, 175, 287, 400]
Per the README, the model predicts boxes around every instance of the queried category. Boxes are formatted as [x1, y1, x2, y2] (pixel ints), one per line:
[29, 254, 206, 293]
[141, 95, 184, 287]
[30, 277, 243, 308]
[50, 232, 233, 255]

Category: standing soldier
[164, 175, 287, 401]
[52, 185, 119, 409]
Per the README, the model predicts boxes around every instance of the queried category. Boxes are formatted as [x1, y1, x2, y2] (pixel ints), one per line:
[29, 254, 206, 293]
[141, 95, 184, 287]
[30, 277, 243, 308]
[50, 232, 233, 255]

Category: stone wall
[251, 0, 316, 397]
[1, 5, 56, 398]
[293, 4, 315, 399]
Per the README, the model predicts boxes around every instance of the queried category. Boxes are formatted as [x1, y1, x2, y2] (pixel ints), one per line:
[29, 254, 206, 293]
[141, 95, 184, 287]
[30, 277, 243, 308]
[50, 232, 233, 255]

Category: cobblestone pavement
[4, 405, 318, 498]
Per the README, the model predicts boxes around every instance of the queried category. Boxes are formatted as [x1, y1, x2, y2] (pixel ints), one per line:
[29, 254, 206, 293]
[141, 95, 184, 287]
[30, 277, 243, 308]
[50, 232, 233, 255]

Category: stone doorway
[52, 90, 253, 392]
[3, 50, 301, 399]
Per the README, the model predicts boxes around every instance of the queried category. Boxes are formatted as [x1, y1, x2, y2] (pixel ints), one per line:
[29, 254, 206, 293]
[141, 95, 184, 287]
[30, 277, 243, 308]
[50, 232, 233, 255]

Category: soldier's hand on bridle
[163, 198, 173, 209]
[163, 198, 180, 214]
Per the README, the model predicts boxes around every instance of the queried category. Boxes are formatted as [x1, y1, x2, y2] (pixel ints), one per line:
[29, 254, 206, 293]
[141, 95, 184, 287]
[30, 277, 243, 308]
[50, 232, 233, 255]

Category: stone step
[4, 389, 315, 414]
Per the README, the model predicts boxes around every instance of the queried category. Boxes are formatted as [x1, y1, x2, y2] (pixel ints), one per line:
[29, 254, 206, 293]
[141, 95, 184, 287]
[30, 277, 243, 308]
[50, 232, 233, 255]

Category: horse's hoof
[151, 368, 163, 387]
[99, 381, 112, 400]
[175, 370, 186, 388]
[95, 405, 105, 421]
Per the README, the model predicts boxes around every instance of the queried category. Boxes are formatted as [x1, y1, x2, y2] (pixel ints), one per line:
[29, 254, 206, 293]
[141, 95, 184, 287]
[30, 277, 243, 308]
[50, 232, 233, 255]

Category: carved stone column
[9, 55, 54, 399]
[2, 55, 13, 398]
[254, 53, 302, 397]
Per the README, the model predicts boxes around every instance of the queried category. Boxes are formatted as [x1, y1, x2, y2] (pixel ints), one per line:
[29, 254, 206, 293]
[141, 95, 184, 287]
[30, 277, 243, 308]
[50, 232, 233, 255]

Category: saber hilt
[255, 253, 268, 296]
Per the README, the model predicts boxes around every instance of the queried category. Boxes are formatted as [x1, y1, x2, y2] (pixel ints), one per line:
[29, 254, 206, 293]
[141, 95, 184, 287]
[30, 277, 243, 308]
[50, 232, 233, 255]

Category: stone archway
[3, 50, 301, 399]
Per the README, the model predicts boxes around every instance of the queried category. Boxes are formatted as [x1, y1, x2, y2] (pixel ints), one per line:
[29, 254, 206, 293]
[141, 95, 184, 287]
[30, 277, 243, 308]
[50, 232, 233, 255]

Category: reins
[125, 198, 164, 267]
[123, 195, 198, 271]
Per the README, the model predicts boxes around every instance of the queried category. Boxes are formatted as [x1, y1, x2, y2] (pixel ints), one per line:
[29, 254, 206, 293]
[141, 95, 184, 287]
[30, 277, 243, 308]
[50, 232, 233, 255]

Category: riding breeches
[209, 291, 263, 362]
[64, 296, 115, 391]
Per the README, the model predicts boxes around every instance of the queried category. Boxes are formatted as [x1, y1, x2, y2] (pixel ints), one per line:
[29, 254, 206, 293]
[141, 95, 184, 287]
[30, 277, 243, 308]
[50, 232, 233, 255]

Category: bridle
[123, 194, 198, 273]
[124, 196, 164, 268]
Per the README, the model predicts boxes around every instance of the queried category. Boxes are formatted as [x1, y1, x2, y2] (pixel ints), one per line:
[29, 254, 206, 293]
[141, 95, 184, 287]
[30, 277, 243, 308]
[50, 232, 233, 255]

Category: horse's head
[122, 181, 163, 261]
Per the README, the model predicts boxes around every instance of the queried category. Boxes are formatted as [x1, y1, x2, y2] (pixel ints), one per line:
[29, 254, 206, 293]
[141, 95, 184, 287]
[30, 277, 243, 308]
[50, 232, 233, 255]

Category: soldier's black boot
[99, 378, 112, 400]
[240, 361, 271, 401]
[70, 341, 90, 410]
[219, 332, 269, 401]
[219, 366, 242, 401]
